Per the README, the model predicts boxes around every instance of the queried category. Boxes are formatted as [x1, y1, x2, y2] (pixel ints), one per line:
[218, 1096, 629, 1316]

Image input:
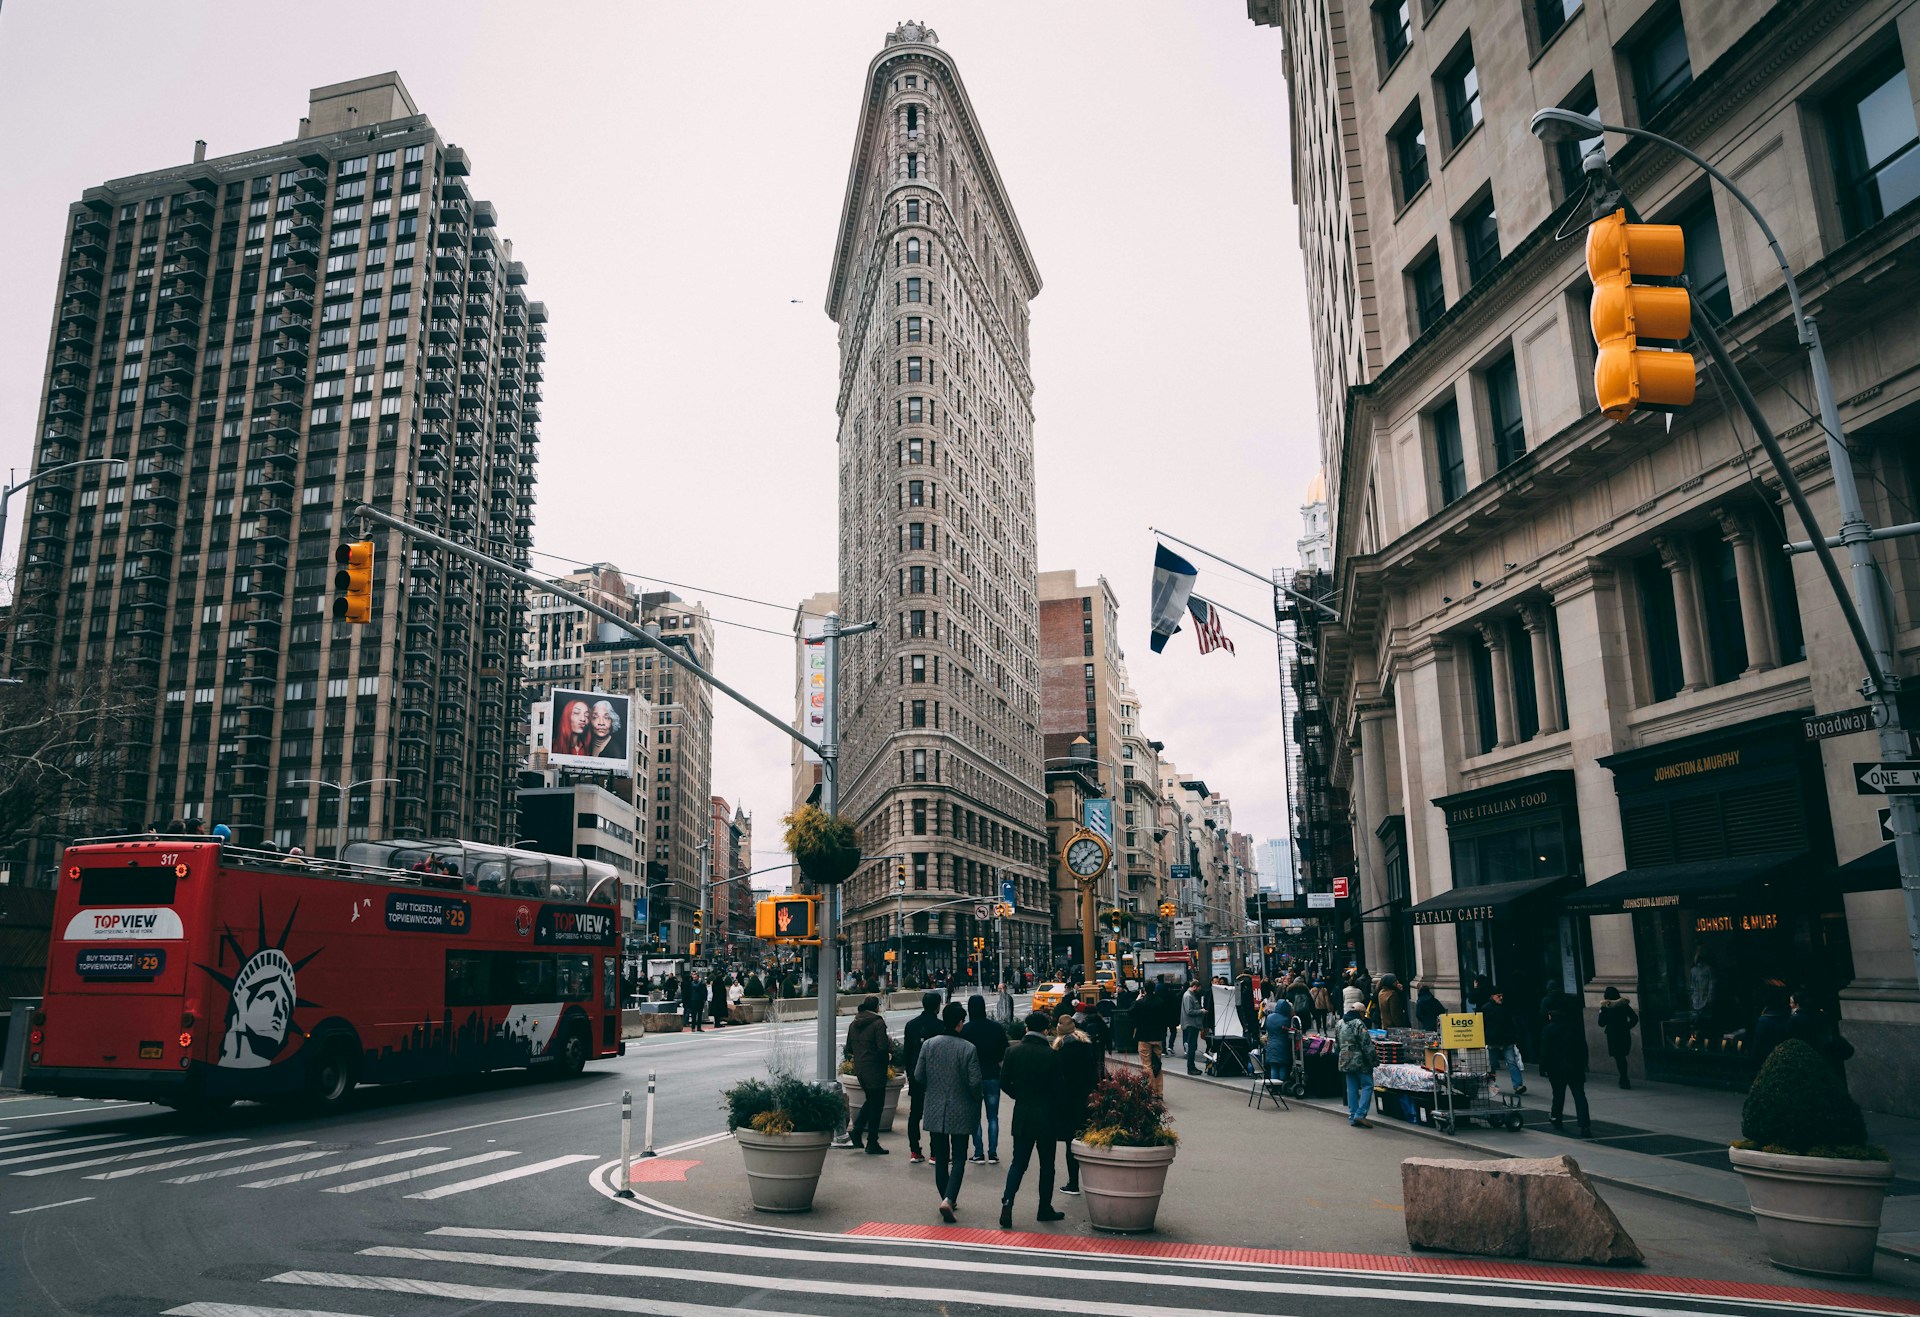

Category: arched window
[906, 238, 921, 264]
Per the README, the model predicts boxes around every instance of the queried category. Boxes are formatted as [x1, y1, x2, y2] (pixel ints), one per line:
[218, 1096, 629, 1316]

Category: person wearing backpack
[1596, 986, 1640, 1089]
[1335, 1003, 1378, 1128]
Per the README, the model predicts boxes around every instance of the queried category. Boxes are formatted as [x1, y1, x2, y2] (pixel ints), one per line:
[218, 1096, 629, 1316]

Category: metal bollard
[640, 1070, 658, 1158]
[616, 1089, 635, 1197]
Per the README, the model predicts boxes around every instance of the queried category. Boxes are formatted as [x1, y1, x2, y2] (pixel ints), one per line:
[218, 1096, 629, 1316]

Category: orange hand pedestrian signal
[756, 895, 818, 944]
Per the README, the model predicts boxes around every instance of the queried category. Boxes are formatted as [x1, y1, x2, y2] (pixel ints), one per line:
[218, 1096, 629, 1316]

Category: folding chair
[1248, 1043, 1291, 1111]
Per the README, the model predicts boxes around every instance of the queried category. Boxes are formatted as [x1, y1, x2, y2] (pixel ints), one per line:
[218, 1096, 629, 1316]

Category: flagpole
[1192, 592, 1277, 636]
[1149, 526, 1341, 620]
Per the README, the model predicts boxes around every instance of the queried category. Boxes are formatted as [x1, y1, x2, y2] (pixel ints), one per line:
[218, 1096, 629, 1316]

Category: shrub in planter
[1071, 1067, 1179, 1233]
[745, 974, 766, 999]
[724, 1072, 849, 1213]
[783, 805, 861, 885]
[1730, 1039, 1893, 1277]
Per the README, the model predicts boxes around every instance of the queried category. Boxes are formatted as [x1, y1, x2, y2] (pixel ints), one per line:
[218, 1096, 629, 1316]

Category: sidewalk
[618, 1051, 1920, 1299]
[1146, 1048, 1920, 1260]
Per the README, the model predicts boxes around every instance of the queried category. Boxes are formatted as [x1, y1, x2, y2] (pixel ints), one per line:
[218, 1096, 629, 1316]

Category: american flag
[1186, 597, 1236, 656]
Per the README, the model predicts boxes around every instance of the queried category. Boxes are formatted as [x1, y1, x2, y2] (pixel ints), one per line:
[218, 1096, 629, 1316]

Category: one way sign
[1856, 763, 1920, 794]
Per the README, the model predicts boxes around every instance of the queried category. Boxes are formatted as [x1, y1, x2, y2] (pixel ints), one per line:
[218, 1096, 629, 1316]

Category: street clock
[1064, 829, 1111, 880]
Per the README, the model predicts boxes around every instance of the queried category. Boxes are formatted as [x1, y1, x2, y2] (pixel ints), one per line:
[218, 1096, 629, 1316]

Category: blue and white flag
[1149, 543, 1198, 653]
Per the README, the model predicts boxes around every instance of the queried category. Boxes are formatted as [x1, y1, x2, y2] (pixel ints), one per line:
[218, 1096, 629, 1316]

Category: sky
[0, 2, 1319, 870]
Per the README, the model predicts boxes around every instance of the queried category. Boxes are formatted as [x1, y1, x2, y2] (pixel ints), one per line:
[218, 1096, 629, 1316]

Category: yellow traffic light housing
[1587, 209, 1695, 421]
[333, 541, 374, 624]
[1158, 901, 1176, 920]
[756, 895, 819, 945]
[693, 909, 703, 931]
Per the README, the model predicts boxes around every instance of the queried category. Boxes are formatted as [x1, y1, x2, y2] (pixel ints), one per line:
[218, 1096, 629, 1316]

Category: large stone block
[1402, 1155, 1642, 1266]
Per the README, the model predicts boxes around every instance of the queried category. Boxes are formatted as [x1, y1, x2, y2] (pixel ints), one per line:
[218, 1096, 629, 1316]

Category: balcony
[265, 333, 308, 364]
[165, 231, 210, 263]
[150, 350, 193, 381]
[432, 268, 463, 296]
[261, 411, 299, 441]
[159, 298, 199, 333]
[52, 344, 93, 371]
[264, 363, 306, 391]
[270, 262, 316, 294]
[290, 187, 323, 216]
[175, 188, 216, 215]
[264, 386, 304, 414]
[435, 242, 466, 272]
[48, 368, 89, 398]
[140, 402, 190, 432]
[58, 301, 97, 333]
[287, 212, 320, 242]
[283, 238, 320, 268]
[161, 257, 206, 286]
[73, 207, 109, 237]
[288, 167, 326, 196]
[264, 309, 311, 337]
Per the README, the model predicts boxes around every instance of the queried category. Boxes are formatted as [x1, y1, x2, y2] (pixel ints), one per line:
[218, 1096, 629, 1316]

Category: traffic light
[694, 909, 703, 932]
[972, 936, 985, 953]
[1159, 901, 1176, 920]
[1587, 208, 1695, 421]
[756, 895, 818, 943]
[995, 901, 1013, 919]
[895, 862, 907, 886]
[333, 541, 374, 623]
[689, 940, 700, 956]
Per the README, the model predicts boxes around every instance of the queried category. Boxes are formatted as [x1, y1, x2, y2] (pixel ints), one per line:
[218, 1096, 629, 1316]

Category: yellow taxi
[1031, 982, 1072, 1014]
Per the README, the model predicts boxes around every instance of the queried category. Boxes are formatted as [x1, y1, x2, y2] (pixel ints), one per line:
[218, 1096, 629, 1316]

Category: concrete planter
[840, 1074, 906, 1133]
[1729, 1145, 1894, 1277]
[735, 1127, 832, 1213]
[1070, 1139, 1177, 1233]
[730, 998, 771, 1024]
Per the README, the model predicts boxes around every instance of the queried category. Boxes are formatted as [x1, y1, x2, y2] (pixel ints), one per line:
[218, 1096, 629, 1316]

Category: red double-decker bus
[25, 836, 624, 1112]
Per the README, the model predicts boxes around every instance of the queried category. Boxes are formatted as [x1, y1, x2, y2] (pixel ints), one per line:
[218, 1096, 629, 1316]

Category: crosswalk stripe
[0, 1133, 162, 1165]
[166, 1304, 383, 1317]
[0, 1102, 146, 1122]
[15, 1136, 237, 1176]
[86, 1140, 312, 1180]
[267, 1272, 816, 1316]
[322, 1150, 515, 1194]
[0, 1126, 122, 1143]
[402, 1153, 597, 1200]
[167, 1150, 339, 1184]
[243, 1147, 449, 1189]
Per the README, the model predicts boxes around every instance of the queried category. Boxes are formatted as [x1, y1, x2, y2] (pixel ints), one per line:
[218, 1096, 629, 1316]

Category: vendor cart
[1428, 1046, 1522, 1134]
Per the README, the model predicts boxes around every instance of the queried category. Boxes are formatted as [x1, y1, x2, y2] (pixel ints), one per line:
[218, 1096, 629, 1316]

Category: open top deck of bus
[69, 835, 622, 906]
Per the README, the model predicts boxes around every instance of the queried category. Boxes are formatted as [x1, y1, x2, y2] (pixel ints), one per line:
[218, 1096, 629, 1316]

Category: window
[1460, 193, 1500, 283]
[1409, 250, 1446, 333]
[909, 565, 926, 593]
[906, 198, 920, 222]
[906, 316, 922, 341]
[1486, 353, 1525, 470]
[1507, 613, 1540, 743]
[906, 104, 920, 136]
[1433, 399, 1466, 506]
[1829, 51, 1920, 238]
[1630, 7, 1692, 120]
[1694, 528, 1747, 685]
[913, 751, 928, 783]
[907, 357, 923, 382]
[1535, 0, 1579, 47]
[1554, 84, 1603, 202]
[1676, 196, 1732, 324]
[910, 654, 927, 683]
[908, 479, 924, 506]
[907, 153, 919, 179]
[1441, 44, 1482, 147]
[912, 699, 927, 727]
[1634, 552, 1685, 702]
[1468, 630, 1499, 754]
[1390, 106, 1429, 205]
[1377, 0, 1412, 67]
[906, 277, 922, 302]
[906, 238, 921, 264]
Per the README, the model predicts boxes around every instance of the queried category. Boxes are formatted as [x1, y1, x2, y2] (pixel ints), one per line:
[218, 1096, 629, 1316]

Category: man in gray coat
[913, 1000, 982, 1223]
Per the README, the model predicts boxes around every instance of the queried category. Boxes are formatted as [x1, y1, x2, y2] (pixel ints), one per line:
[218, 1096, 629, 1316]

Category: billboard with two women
[548, 689, 635, 777]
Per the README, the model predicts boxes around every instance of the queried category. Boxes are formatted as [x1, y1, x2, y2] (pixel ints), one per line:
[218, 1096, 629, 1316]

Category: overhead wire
[520, 547, 822, 640]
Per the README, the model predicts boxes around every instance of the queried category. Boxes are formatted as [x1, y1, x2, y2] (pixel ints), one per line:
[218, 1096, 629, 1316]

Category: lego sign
[1438, 1013, 1485, 1048]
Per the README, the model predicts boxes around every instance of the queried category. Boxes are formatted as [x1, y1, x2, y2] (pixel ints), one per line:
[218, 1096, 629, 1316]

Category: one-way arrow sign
[1856, 763, 1920, 794]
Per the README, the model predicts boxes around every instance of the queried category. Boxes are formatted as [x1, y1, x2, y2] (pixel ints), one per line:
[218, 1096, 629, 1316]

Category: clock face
[1067, 836, 1106, 877]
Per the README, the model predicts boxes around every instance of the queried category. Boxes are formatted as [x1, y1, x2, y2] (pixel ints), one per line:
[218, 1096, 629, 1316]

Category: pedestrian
[996, 981, 1016, 1025]
[998, 1010, 1067, 1228]
[1179, 979, 1211, 1075]
[1376, 975, 1409, 1029]
[1288, 976, 1315, 1032]
[1262, 994, 1296, 1087]
[1596, 986, 1639, 1089]
[913, 1001, 982, 1223]
[962, 993, 1008, 1165]
[1335, 1000, 1377, 1128]
[844, 996, 893, 1155]
[1074, 996, 1111, 1059]
[1751, 986, 1793, 1070]
[685, 975, 708, 1032]
[1465, 972, 1493, 1012]
[1310, 979, 1332, 1033]
[1341, 972, 1365, 1015]
[1051, 1012, 1100, 1196]
[901, 990, 944, 1165]
[711, 974, 730, 1029]
[1236, 972, 1258, 1039]
[210, 822, 231, 843]
[1130, 982, 1168, 1096]
[1413, 979, 1443, 1033]
[1483, 987, 1526, 1094]
[1540, 996, 1592, 1136]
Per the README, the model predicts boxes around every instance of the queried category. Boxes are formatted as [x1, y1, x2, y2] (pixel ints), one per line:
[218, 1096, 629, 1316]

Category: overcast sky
[0, 2, 1318, 867]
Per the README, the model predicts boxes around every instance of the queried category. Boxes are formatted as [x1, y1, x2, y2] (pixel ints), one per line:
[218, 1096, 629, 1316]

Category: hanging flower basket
[784, 805, 862, 885]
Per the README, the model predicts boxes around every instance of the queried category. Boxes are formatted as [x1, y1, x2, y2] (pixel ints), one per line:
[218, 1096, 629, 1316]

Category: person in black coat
[1413, 979, 1444, 1033]
[684, 975, 709, 1032]
[901, 991, 944, 1163]
[1539, 995, 1591, 1136]
[962, 994, 1009, 1163]
[1597, 986, 1639, 1089]
[997, 1012, 1067, 1228]
[1050, 1014, 1102, 1196]
[1751, 986, 1793, 1070]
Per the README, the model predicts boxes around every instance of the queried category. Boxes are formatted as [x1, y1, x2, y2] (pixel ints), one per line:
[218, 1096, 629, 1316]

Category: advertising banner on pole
[801, 620, 827, 764]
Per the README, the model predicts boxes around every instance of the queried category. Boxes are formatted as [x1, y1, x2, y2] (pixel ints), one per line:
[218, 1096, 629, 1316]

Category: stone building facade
[826, 22, 1050, 982]
[1257, 0, 1920, 1110]
[3, 73, 539, 869]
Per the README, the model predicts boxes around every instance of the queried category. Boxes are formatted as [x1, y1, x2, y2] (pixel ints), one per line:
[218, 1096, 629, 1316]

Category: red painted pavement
[620, 1158, 701, 1184]
[848, 1223, 1920, 1313]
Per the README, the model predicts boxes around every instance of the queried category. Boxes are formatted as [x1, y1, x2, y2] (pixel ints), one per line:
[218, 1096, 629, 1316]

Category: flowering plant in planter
[782, 804, 861, 885]
[1078, 1067, 1178, 1149]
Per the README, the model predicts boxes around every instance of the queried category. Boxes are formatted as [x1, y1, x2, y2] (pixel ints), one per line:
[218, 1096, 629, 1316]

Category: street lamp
[0, 459, 127, 605]
[1529, 105, 1920, 990]
[287, 777, 398, 855]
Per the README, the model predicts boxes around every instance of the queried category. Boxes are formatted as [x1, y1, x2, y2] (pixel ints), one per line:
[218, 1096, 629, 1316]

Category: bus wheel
[551, 1022, 590, 1080]
[307, 1038, 359, 1109]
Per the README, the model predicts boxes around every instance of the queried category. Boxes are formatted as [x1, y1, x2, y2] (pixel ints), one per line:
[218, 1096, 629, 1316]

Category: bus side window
[558, 956, 593, 1001]
[472, 859, 507, 895]
[547, 875, 583, 902]
[509, 858, 547, 898]
[447, 952, 485, 1007]
[513, 955, 555, 1000]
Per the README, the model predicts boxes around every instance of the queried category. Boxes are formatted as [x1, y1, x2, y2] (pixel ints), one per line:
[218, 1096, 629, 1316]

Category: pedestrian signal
[756, 895, 818, 944]
[333, 541, 374, 623]
[1587, 208, 1695, 420]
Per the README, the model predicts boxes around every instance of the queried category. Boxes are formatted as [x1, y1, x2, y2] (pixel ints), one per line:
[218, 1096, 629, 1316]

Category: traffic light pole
[348, 502, 874, 1084]
[1558, 129, 1920, 994]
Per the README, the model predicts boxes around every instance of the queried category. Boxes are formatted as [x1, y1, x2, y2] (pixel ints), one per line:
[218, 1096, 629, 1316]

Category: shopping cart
[1428, 1045, 1522, 1134]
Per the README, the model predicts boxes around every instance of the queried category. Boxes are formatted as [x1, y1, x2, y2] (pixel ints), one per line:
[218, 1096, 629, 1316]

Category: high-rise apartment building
[1255, 0, 1920, 1111]
[521, 564, 715, 954]
[2, 73, 540, 869]
[826, 22, 1048, 981]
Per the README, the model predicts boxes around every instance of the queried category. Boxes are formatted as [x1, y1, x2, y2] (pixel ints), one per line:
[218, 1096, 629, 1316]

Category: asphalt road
[0, 1006, 1893, 1316]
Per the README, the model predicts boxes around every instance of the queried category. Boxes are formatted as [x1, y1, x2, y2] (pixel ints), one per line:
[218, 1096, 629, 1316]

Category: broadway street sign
[1805, 706, 1883, 741]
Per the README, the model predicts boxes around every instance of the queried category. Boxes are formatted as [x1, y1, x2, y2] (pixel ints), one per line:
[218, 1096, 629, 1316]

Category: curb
[1125, 1056, 1920, 1267]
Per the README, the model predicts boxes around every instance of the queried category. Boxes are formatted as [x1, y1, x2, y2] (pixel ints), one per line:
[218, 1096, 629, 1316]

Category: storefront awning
[1407, 876, 1563, 925]
[1562, 851, 1806, 916]
[1834, 844, 1902, 894]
